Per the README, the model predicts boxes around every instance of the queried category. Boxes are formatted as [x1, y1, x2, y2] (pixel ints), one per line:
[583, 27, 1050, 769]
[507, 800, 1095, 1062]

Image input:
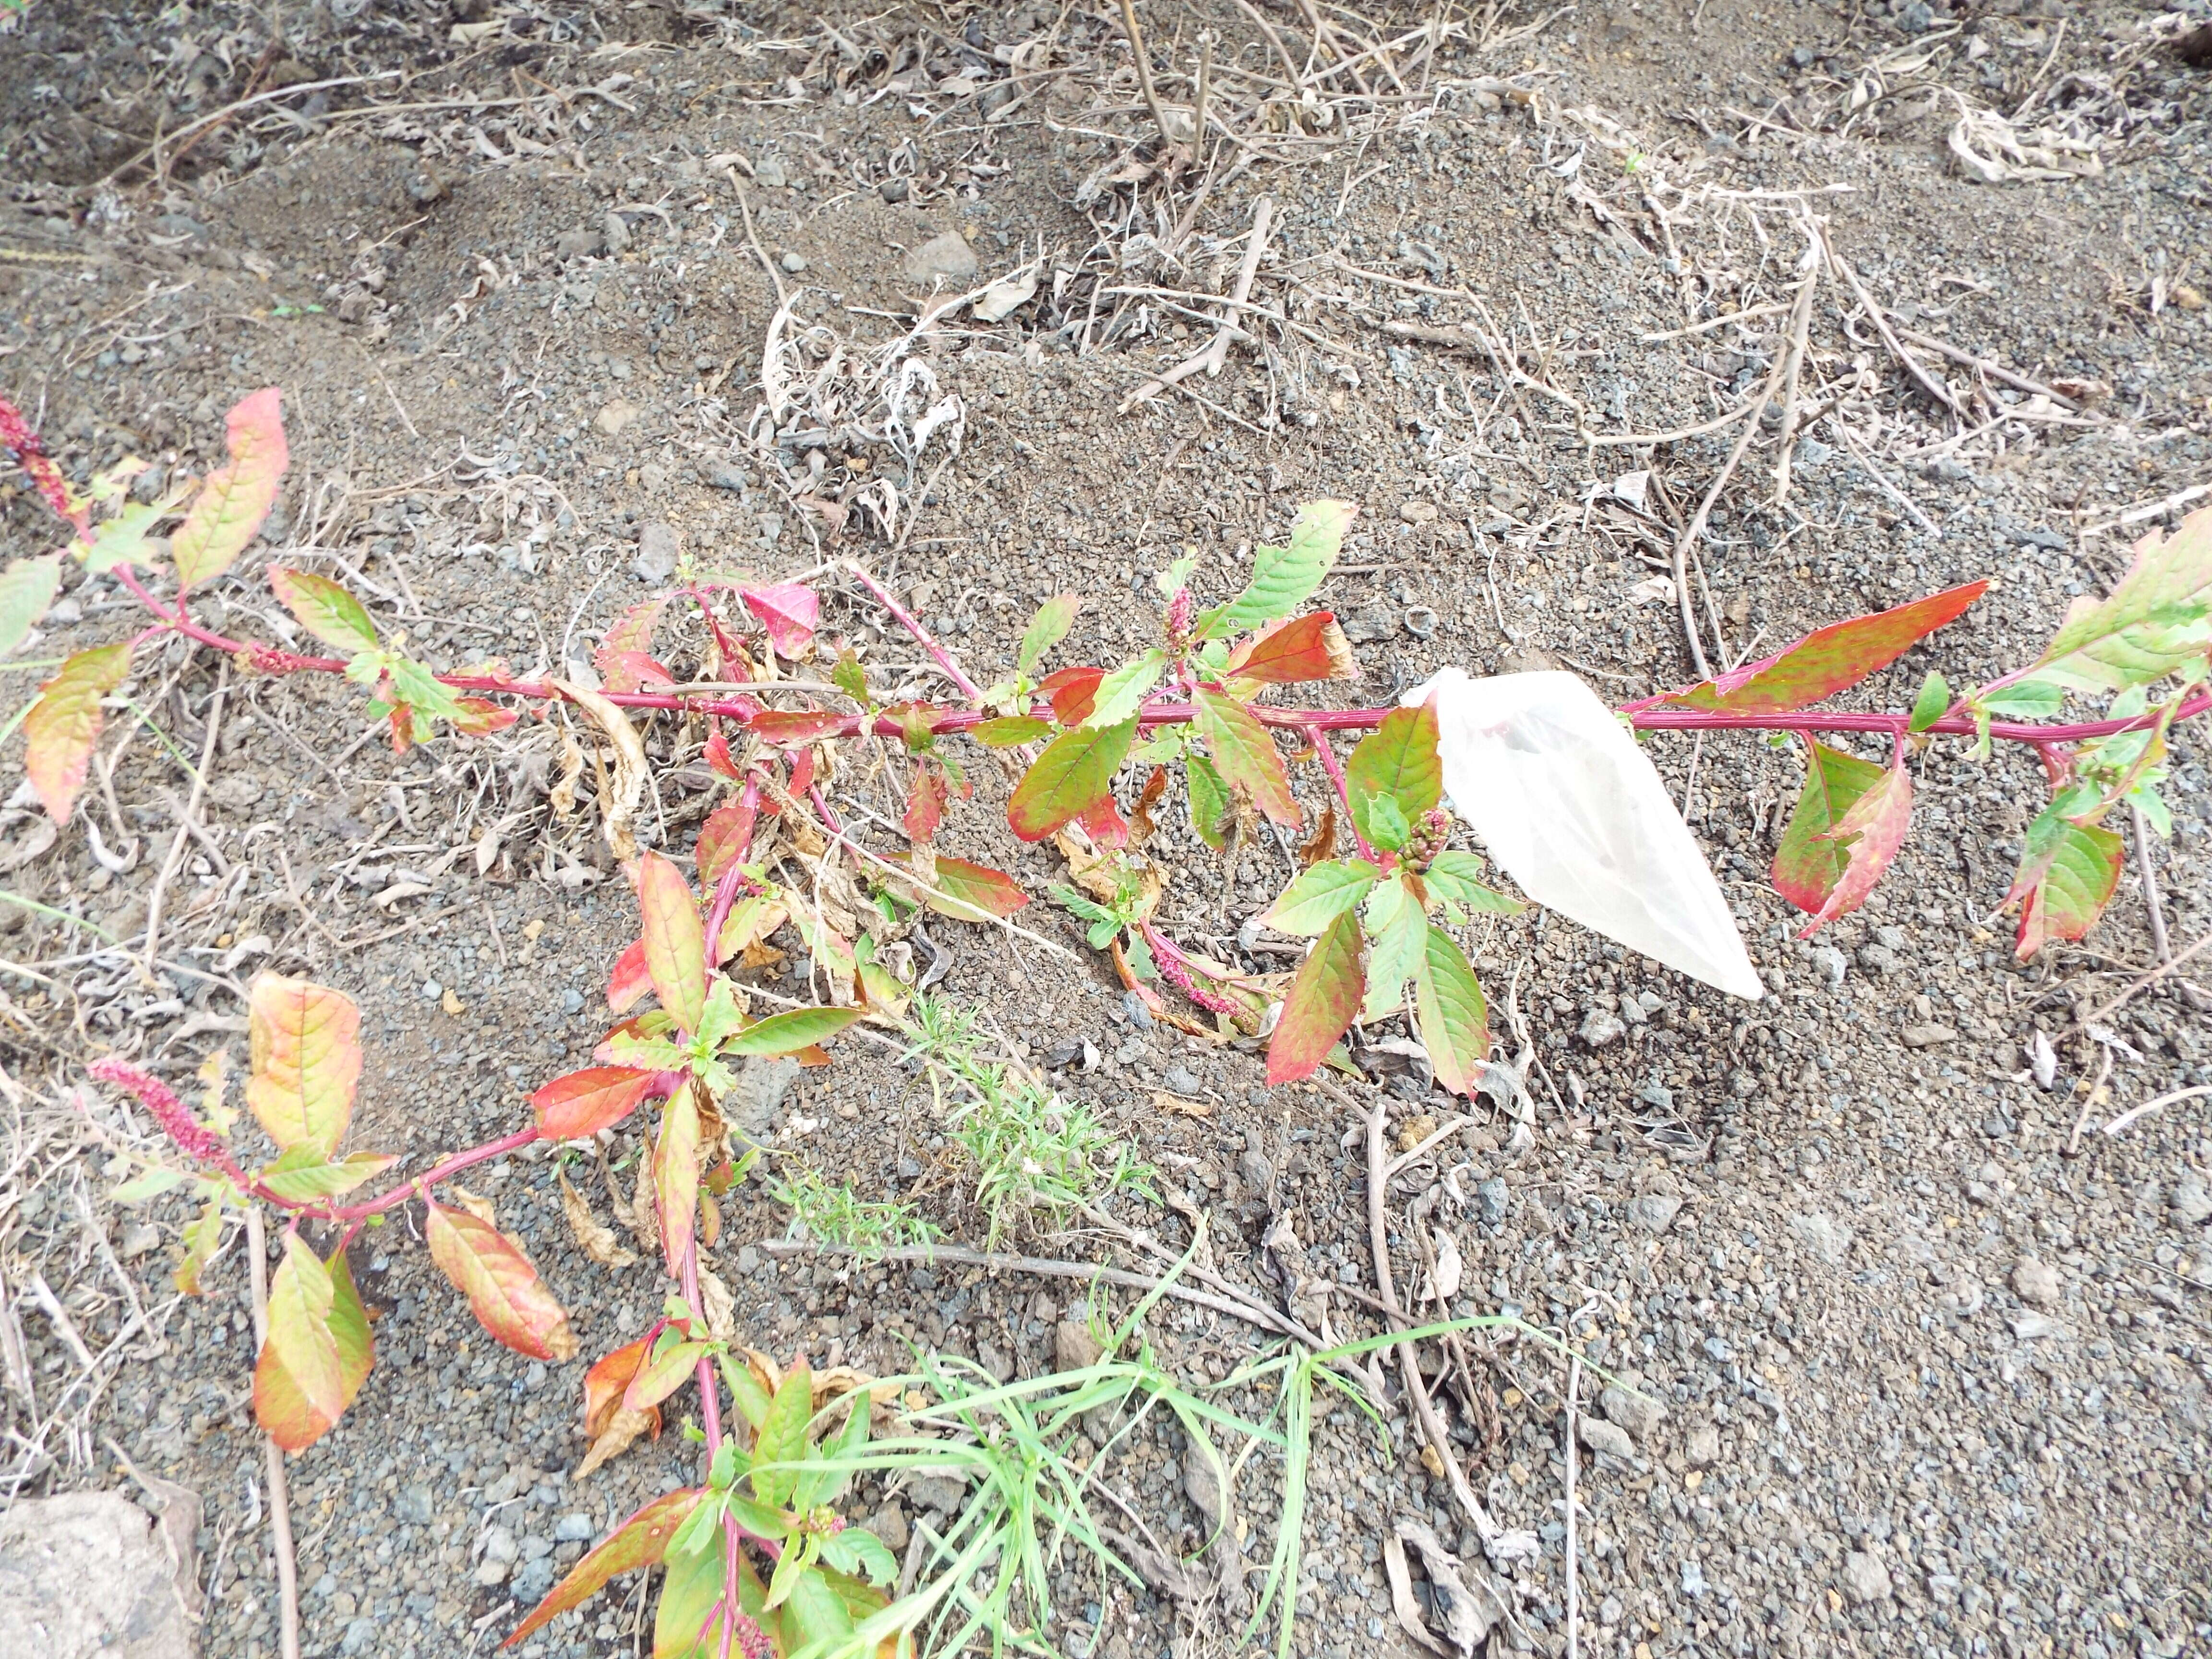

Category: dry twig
[244, 1205, 302, 1659]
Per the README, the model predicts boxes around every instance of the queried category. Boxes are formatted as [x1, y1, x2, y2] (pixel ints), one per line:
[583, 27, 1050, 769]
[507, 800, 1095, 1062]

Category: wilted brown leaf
[559, 1169, 638, 1268]
[577, 1407, 656, 1479]
[449, 1184, 498, 1226]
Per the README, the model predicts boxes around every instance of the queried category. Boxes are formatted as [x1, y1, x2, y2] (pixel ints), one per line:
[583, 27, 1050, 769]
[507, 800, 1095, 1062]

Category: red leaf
[23, 640, 132, 823]
[1661, 582, 1986, 716]
[1265, 909, 1365, 1084]
[696, 798, 758, 883]
[504, 1489, 704, 1648]
[1797, 760, 1912, 937]
[637, 853, 706, 1034]
[1006, 720, 1137, 841]
[702, 727, 744, 780]
[903, 763, 948, 844]
[450, 697, 519, 737]
[607, 939, 651, 1015]
[424, 1197, 577, 1361]
[739, 581, 819, 656]
[654, 1084, 701, 1275]
[581, 1337, 654, 1439]
[751, 708, 847, 745]
[594, 598, 670, 688]
[253, 1240, 373, 1453]
[172, 387, 288, 590]
[2005, 812, 2124, 960]
[1079, 792, 1130, 848]
[924, 854, 1031, 920]
[601, 651, 677, 694]
[1224, 612, 1357, 685]
[1771, 740, 1887, 914]
[532, 1067, 655, 1140]
[1193, 688, 1298, 827]
[787, 745, 817, 799]
[1037, 665, 1104, 726]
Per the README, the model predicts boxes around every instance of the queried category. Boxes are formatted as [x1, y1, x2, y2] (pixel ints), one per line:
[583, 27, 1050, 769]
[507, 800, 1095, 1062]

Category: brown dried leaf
[553, 679, 649, 860]
[559, 1168, 638, 1268]
[550, 720, 586, 818]
[1298, 800, 1337, 869]
[1153, 1090, 1214, 1118]
[699, 1190, 721, 1250]
[697, 1266, 735, 1343]
[627, 1160, 661, 1250]
[449, 1185, 498, 1227]
[576, 1407, 656, 1479]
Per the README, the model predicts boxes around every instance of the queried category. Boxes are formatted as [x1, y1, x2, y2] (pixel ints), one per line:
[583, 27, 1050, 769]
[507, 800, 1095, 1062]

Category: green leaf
[623, 1339, 711, 1413]
[637, 853, 706, 1036]
[830, 647, 870, 707]
[112, 1165, 187, 1203]
[1006, 719, 1138, 841]
[175, 1193, 224, 1296]
[171, 388, 288, 590]
[717, 1352, 775, 1429]
[23, 640, 132, 824]
[1795, 759, 1913, 936]
[651, 1522, 726, 1659]
[1192, 688, 1298, 826]
[256, 1146, 398, 1203]
[1082, 649, 1167, 729]
[1979, 678, 2066, 718]
[764, 1532, 813, 1611]
[1420, 851, 1522, 913]
[2005, 808, 2125, 959]
[1659, 582, 1986, 715]
[1363, 792, 1410, 852]
[383, 655, 465, 725]
[2030, 505, 2212, 691]
[722, 1005, 863, 1057]
[83, 503, 167, 575]
[1769, 741, 1887, 915]
[268, 567, 379, 654]
[780, 1566, 857, 1651]
[1197, 499, 1355, 639]
[1908, 671, 1950, 733]
[1345, 702, 1441, 852]
[1360, 878, 1428, 1019]
[1265, 909, 1364, 1085]
[749, 1364, 814, 1508]
[1186, 754, 1232, 850]
[818, 1527, 897, 1586]
[1411, 923, 1489, 1096]
[972, 715, 1052, 747]
[1262, 859, 1380, 935]
[0, 553, 59, 658]
[508, 1489, 706, 1647]
[1018, 594, 1079, 675]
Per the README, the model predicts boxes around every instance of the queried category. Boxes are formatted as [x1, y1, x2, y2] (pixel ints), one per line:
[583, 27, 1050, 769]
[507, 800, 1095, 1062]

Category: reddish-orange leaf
[582, 1337, 655, 1439]
[1771, 741, 1887, 915]
[1007, 719, 1137, 842]
[532, 1067, 655, 1140]
[654, 1084, 702, 1275]
[23, 640, 131, 824]
[253, 1233, 346, 1451]
[606, 939, 651, 1015]
[172, 387, 288, 589]
[503, 1489, 705, 1647]
[593, 1016, 650, 1065]
[1798, 760, 1912, 937]
[738, 581, 818, 656]
[1193, 688, 1298, 827]
[1661, 582, 1986, 716]
[450, 697, 519, 737]
[246, 974, 361, 1159]
[1038, 664, 1104, 726]
[751, 708, 847, 745]
[594, 597, 670, 688]
[922, 854, 1031, 921]
[904, 763, 948, 844]
[696, 798, 758, 884]
[637, 853, 706, 1035]
[1265, 909, 1365, 1085]
[424, 1197, 578, 1362]
[254, 1242, 373, 1453]
[1224, 611, 1357, 685]
[2005, 811, 2124, 960]
[601, 650, 676, 693]
[703, 727, 745, 780]
[622, 1338, 710, 1413]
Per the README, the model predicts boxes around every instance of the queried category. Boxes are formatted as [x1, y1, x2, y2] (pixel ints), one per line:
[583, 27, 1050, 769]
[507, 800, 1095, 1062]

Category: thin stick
[142, 664, 227, 983]
[1329, 1076, 1515, 1551]
[245, 1205, 303, 1659]
[1892, 326, 2082, 412]
[757, 1238, 1310, 1338]
[2073, 928, 2212, 1032]
[1768, 252, 1816, 503]
[2103, 1083, 2212, 1138]
[1120, 196, 1275, 411]
[1827, 251, 1962, 417]
[1564, 1354, 1581, 1659]
[98, 72, 404, 185]
[1117, 0, 1179, 156]
[729, 174, 788, 309]
[2130, 803, 2173, 965]
[1826, 417, 1940, 537]
[1227, 0, 1304, 84]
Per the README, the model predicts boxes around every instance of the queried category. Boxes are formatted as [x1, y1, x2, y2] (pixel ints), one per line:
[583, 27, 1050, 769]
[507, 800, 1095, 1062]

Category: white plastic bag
[1405, 667, 1764, 1001]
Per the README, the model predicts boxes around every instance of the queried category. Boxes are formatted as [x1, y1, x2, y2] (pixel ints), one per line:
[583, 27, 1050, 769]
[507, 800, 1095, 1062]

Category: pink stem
[1304, 722, 1378, 864]
[845, 561, 983, 701]
[294, 1127, 541, 1222]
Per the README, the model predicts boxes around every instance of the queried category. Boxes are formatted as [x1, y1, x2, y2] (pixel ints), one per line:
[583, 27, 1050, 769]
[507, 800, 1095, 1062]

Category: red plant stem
[844, 560, 983, 701]
[284, 1126, 541, 1222]
[104, 563, 2212, 754]
[1303, 722, 1377, 864]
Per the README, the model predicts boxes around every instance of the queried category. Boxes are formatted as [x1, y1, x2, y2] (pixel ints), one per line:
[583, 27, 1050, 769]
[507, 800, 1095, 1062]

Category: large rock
[902, 231, 979, 287]
[0, 1489, 200, 1658]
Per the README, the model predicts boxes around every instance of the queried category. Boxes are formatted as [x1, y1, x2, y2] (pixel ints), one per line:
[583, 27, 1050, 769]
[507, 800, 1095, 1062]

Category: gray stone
[119, 1223, 160, 1260]
[1856, 943, 1897, 975]
[1789, 1211, 1854, 1266]
[395, 1484, 434, 1526]
[1841, 1551, 1893, 1604]
[1900, 1023, 1958, 1049]
[553, 1513, 595, 1542]
[554, 227, 597, 260]
[601, 211, 631, 255]
[1474, 1177, 1509, 1228]
[633, 522, 679, 583]
[906, 1473, 968, 1514]
[779, 251, 807, 274]
[754, 155, 788, 189]
[1576, 1416, 1636, 1461]
[726, 1055, 802, 1144]
[481, 1525, 518, 1564]
[1811, 945, 1848, 989]
[1162, 1065, 1201, 1095]
[704, 459, 750, 492]
[1340, 605, 1398, 644]
[863, 1502, 909, 1552]
[341, 1615, 379, 1654]
[1598, 1382, 1665, 1442]
[1054, 1320, 1104, 1372]
[2010, 1258, 2060, 1308]
[1579, 1009, 1626, 1048]
[903, 231, 979, 286]
[878, 178, 910, 204]
[1684, 1424, 1720, 1467]
[0, 1490, 200, 1659]
[2171, 1174, 2212, 1227]
[1625, 1193, 1682, 1235]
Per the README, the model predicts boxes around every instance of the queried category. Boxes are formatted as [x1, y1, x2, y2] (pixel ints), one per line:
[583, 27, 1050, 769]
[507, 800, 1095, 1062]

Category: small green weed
[772, 1165, 939, 1257]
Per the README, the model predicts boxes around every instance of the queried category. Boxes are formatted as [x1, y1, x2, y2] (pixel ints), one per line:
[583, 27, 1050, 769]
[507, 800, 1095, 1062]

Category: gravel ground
[2, 0, 2211, 1656]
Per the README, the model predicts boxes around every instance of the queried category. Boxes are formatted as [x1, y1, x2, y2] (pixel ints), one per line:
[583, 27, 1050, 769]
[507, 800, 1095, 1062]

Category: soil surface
[2, 1, 2211, 1658]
